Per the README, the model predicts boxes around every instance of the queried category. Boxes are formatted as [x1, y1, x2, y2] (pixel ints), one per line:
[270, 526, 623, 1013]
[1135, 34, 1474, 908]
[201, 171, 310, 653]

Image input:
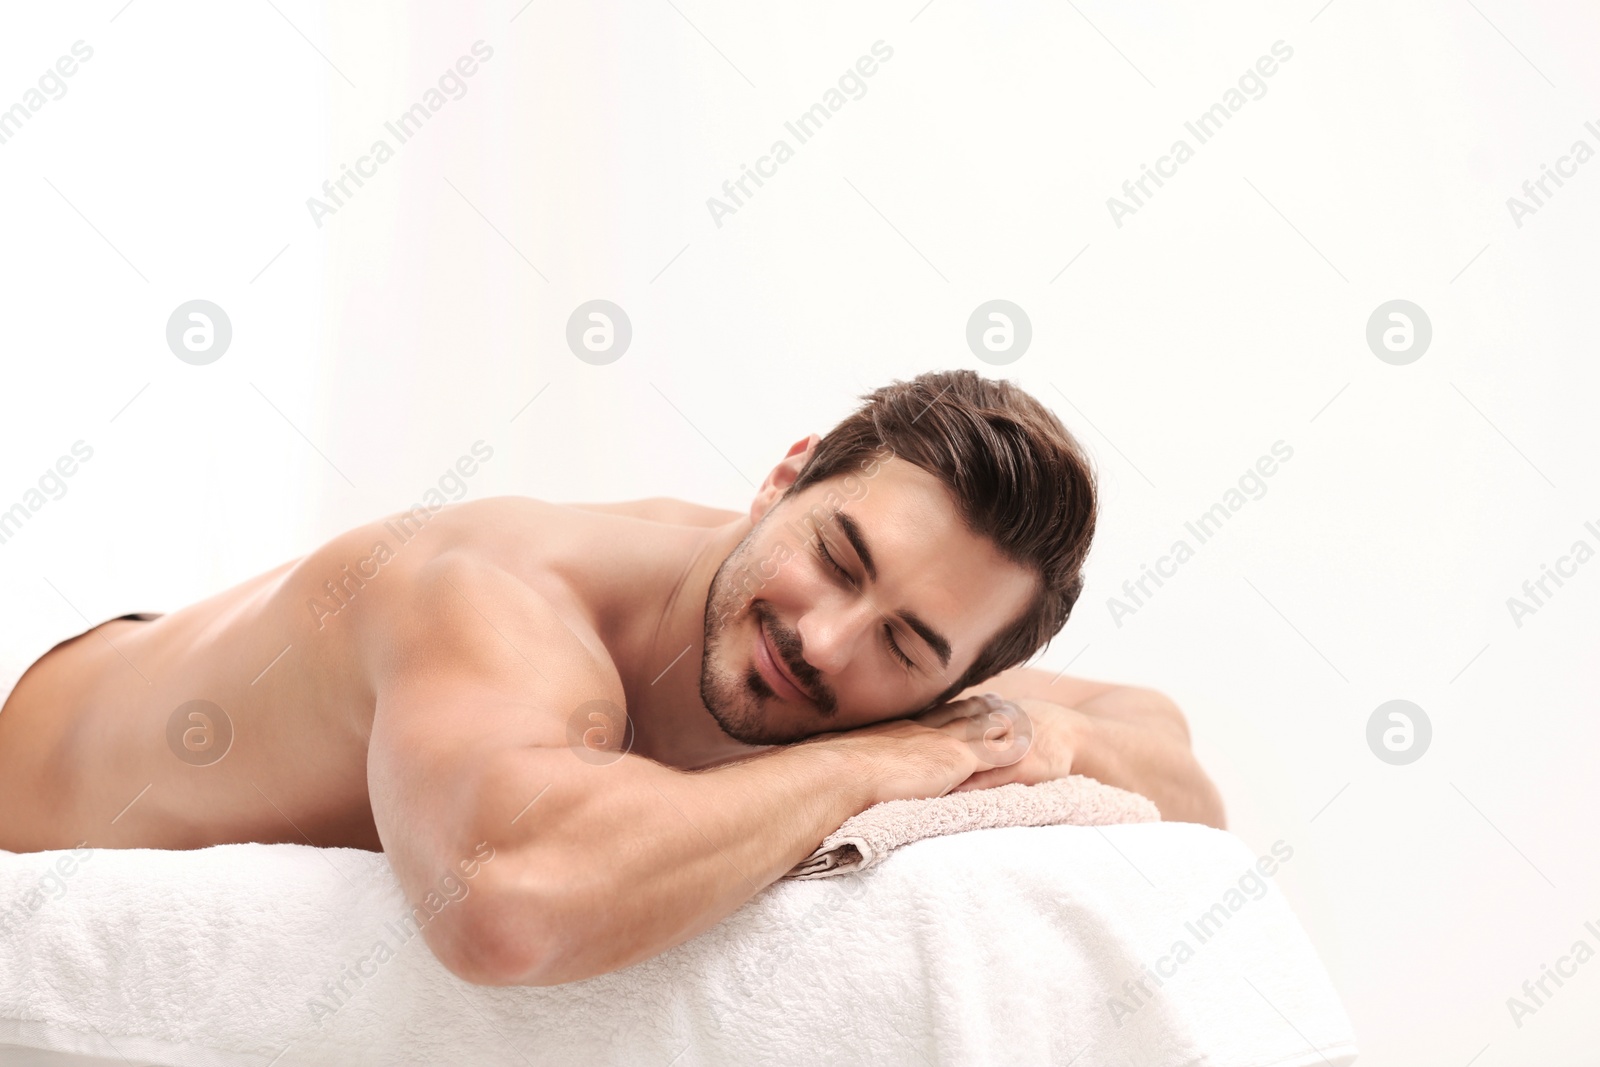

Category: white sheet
[0, 823, 1358, 1066]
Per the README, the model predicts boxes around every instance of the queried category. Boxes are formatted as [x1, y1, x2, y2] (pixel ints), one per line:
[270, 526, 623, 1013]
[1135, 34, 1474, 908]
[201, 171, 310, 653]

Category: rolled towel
[785, 774, 1160, 880]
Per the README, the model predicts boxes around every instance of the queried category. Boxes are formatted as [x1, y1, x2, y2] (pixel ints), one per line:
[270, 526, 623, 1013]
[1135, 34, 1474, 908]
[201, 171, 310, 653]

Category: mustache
[755, 602, 835, 714]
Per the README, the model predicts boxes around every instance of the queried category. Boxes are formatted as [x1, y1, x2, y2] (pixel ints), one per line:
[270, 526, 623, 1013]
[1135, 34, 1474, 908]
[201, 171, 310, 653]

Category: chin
[698, 651, 815, 747]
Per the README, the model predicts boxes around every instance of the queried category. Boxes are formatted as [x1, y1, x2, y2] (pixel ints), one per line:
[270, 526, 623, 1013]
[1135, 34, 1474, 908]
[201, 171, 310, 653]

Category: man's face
[699, 455, 1038, 746]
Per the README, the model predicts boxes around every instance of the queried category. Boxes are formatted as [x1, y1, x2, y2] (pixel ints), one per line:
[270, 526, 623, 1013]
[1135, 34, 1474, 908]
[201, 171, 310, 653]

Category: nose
[794, 593, 880, 676]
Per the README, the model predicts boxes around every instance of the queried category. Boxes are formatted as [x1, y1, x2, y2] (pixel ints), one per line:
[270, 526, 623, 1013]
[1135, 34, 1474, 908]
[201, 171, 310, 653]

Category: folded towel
[786, 774, 1160, 879]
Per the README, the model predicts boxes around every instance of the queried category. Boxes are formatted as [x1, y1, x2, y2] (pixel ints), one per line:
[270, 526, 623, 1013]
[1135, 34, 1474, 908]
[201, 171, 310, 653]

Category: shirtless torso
[0, 495, 751, 854]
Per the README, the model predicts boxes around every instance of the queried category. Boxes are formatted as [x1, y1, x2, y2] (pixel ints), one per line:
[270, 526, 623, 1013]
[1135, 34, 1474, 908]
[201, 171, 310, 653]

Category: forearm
[467, 741, 873, 985]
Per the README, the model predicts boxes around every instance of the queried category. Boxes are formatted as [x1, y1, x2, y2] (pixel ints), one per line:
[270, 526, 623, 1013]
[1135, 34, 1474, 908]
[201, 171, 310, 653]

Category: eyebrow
[832, 511, 953, 670]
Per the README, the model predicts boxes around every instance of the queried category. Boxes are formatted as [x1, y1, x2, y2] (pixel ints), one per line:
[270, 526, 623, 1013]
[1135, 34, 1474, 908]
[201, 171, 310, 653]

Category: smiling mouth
[756, 616, 812, 704]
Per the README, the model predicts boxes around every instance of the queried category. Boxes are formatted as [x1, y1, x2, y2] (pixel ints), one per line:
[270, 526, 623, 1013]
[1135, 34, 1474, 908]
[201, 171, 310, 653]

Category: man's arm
[363, 553, 993, 987]
[952, 667, 1226, 828]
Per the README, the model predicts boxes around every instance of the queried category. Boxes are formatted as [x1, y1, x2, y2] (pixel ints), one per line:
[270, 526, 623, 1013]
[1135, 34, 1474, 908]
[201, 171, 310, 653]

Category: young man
[0, 370, 1223, 986]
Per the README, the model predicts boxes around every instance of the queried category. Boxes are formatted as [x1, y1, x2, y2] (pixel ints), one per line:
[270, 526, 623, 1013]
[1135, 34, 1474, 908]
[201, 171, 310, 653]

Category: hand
[798, 694, 1009, 805]
[914, 694, 1082, 793]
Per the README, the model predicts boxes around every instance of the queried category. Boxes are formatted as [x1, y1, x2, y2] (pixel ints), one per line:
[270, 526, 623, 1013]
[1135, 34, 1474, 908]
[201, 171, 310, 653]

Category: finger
[969, 711, 1032, 769]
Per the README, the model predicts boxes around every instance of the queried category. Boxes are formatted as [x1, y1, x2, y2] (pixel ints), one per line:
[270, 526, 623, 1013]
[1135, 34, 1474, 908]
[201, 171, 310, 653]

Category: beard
[697, 520, 835, 746]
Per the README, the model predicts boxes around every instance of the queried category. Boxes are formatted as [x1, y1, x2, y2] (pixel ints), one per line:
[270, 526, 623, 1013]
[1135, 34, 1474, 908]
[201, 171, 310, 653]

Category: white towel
[0, 824, 1358, 1066]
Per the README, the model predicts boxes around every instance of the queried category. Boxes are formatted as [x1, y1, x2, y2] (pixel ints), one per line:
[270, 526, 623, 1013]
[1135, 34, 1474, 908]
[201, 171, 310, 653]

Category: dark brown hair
[785, 369, 1097, 705]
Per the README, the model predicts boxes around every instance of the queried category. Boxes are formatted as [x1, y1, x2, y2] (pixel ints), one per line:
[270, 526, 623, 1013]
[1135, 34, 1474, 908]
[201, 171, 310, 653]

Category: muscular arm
[953, 667, 1226, 828]
[364, 553, 985, 987]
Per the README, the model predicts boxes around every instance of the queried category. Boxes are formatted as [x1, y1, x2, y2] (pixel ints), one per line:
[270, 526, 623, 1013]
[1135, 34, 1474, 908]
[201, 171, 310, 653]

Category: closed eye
[883, 623, 915, 668]
[817, 533, 917, 671]
[816, 533, 854, 585]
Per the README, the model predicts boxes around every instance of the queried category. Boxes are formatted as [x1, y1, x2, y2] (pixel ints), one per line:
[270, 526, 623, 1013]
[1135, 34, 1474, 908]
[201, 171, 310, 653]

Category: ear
[750, 434, 820, 524]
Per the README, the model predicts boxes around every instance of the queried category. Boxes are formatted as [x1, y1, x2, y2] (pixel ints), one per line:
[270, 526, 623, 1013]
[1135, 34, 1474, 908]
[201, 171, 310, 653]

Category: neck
[595, 513, 774, 770]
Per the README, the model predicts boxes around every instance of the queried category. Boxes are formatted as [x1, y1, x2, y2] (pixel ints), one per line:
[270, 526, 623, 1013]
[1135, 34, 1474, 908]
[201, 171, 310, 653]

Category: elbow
[1144, 690, 1228, 830]
[428, 859, 617, 987]
[426, 869, 559, 987]
[430, 902, 545, 986]
[1158, 776, 1227, 831]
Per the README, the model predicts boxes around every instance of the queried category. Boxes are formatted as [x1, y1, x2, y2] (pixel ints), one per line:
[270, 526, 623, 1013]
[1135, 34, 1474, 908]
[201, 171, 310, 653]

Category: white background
[1, 2, 1596, 1063]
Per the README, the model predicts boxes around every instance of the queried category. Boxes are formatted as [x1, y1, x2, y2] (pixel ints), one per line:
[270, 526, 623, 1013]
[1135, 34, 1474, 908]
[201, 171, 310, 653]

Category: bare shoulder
[362, 549, 621, 728]
[955, 666, 1190, 742]
[562, 496, 740, 527]
[952, 665, 1124, 709]
[270, 496, 624, 730]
